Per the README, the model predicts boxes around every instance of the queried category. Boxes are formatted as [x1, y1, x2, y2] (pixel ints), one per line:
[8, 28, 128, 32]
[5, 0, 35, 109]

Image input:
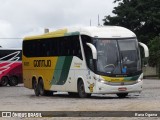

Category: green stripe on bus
[64, 32, 80, 36]
[124, 75, 140, 81]
[57, 56, 73, 85]
[130, 75, 140, 80]
[51, 56, 73, 85]
[51, 56, 65, 85]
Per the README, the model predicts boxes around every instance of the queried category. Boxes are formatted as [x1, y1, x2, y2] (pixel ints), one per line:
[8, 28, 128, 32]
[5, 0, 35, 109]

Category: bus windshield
[94, 38, 141, 75]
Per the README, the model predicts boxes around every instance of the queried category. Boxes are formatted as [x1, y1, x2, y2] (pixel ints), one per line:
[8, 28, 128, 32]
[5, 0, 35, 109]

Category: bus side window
[72, 36, 82, 60]
[49, 38, 58, 56]
[30, 42, 34, 57]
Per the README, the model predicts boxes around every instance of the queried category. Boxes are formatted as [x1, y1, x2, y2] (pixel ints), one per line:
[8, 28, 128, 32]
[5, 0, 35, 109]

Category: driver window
[86, 45, 94, 70]
[97, 40, 118, 73]
[81, 35, 94, 71]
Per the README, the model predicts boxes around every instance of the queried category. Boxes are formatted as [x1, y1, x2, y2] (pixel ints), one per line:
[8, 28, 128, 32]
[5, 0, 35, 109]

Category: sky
[0, 0, 117, 48]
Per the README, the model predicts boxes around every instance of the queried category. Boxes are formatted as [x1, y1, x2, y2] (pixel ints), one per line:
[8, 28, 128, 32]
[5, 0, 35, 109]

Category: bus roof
[24, 26, 136, 40]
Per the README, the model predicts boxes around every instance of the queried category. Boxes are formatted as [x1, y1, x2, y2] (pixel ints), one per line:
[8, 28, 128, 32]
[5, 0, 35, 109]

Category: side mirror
[86, 43, 97, 60]
[139, 42, 149, 67]
[139, 42, 149, 58]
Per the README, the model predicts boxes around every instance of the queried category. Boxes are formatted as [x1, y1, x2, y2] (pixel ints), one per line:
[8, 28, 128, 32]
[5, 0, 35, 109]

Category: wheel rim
[33, 81, 37, 90]
[33, 80, 40, 96]
[80, 83, 85, 95]
[39, 81, 44, 95]
[78, 81, 91, 98]
[1, 77, 8, 86]
[12, 77, 17, 85]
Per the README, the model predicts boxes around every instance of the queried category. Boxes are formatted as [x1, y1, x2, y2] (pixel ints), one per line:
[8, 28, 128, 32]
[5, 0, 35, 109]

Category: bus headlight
[94, 75, 109, 84]
[98, 79, 109, 84]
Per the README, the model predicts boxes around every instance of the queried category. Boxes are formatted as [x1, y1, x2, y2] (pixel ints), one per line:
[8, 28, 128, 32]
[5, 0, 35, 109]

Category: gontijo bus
[23, 26, 149, 98]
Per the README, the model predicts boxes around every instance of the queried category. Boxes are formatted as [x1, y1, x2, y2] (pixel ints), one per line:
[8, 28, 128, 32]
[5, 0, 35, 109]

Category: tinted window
[81, 35, 94, 71]
[23, 35, 82, 59]
[0, 50, 22, 61]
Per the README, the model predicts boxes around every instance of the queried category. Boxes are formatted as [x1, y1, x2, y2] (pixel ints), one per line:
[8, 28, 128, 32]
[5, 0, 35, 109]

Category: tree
[148, 36, 160, 66]
[148, 35, 160, 77]
[103, 0, 160, 44]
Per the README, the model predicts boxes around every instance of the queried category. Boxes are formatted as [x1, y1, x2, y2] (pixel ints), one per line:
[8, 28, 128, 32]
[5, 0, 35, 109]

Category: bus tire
[78, 80, 91, 98]
[116, 93, 128, 98]
[39, 79, 45, 96]
[1, 76, 9, 86]
[33, 80, 40, 96]
[39, 79, 53, 96]
[9, 76, 18, 86]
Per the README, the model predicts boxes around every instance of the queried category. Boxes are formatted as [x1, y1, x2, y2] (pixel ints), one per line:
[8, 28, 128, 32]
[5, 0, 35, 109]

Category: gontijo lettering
[33, 60, 51, 67]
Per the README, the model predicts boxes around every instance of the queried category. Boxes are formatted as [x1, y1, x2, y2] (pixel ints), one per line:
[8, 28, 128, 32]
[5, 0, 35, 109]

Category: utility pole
[44, 28, 49, 33]
[98, 14, 100, 26]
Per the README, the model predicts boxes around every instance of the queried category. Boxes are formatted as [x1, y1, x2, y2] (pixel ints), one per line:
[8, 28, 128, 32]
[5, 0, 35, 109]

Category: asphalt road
[0, 79, 160, 119]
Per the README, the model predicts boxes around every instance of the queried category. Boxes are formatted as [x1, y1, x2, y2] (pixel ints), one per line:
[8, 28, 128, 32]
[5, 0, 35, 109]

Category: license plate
[118, 87, 127, 91]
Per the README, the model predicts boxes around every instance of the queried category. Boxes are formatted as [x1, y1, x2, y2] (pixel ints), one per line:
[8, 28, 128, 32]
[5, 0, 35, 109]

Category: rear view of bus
[0, 48, 22, 86]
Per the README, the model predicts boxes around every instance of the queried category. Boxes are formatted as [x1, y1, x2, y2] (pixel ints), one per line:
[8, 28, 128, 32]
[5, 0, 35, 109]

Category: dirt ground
[0, 79, 160, 120]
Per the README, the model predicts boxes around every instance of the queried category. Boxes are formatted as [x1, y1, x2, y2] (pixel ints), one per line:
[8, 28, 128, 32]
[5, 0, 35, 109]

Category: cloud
[0, 0, 116, 47]
[0, 20, 16, 47]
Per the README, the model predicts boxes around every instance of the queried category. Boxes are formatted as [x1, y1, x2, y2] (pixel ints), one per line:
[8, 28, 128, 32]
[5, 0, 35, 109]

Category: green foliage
[148, 36, 160, 67]
[148, 36, 160, 78]
[103, 0, 160, 77]
[103, 0, 160, 44]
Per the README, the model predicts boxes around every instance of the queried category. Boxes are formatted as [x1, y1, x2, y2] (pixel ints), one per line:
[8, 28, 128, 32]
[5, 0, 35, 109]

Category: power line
[0, 38, 22, 39]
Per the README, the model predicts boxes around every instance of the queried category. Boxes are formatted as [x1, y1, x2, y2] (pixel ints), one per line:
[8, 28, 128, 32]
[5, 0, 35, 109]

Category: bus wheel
[78, 80, 91, 98]
[116, 93, 128, 98]
[1, 76, 9, 86]
[9, 76, 18, 86]
[33, 80, 40, 96]
[39, 79, 53, 96]
[39, 79, 45, 96]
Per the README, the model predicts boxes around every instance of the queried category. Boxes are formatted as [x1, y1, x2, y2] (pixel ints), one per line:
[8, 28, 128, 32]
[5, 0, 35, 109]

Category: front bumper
[94, 80, 143, 94]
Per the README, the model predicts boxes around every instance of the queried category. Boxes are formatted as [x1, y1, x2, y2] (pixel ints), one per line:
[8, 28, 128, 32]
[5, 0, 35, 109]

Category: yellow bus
[23, 26, 149, 98]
